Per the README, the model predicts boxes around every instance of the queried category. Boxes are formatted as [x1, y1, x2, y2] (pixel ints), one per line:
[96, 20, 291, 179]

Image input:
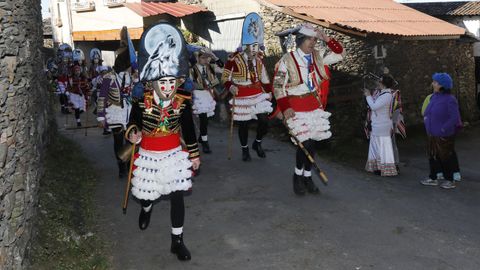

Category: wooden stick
[228, 94, 236, 160]
[283, 120, 329, 185]
[122, 143, 136, 214]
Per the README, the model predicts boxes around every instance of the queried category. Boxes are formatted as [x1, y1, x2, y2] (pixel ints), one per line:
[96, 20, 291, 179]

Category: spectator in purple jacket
[421, 73, 461, 189]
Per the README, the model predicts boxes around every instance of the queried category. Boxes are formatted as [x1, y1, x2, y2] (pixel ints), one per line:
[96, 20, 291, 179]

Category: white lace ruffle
[105, 100, 131, 128]
[68, 92, 85, 110]
[192, 90, 216, 117]
[230, 93, 273, 121]
[286, 109, 332, 142]
[131, 146, 192, 201]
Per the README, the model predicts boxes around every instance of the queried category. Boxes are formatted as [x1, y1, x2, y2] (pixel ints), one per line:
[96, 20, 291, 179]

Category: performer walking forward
[97, 30, 137, 177]
[57, 45, 73, 114]
[69, 65, 90, 127]
[273, 24, 343, 195]
[126, 22, 200, 261]
[97, 65, 132, 177]
[222, 13, 273, 161]
[190, 47, 222, 153]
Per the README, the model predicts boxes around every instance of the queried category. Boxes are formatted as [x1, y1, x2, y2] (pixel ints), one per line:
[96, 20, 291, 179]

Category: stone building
[0, 0, 51, 268]
[405, 0, 480, 110]
[180, 0, 480, 140]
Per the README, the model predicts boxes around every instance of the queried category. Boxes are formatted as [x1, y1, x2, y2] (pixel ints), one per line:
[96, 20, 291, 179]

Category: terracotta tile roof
[263, 0, 465, 38]
[123, 1, 207, 18]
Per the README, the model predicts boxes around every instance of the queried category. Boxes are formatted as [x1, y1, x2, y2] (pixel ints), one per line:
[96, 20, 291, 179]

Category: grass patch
[28, 135, 110, 270]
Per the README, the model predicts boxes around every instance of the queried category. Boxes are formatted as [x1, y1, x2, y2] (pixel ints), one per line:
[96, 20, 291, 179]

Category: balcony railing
[104, 0, 126, 8]
[72, 1, 95, 12]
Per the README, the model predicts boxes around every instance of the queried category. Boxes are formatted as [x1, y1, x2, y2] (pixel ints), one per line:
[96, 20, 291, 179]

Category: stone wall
[0, 0, 51, 269]
[379, 39, 478, 125]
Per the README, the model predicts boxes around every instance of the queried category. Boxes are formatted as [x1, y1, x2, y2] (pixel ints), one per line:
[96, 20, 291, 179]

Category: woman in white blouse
[364, 75, 398, 176]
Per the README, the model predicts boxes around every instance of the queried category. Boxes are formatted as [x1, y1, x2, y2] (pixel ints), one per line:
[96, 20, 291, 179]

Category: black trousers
[296, 139, 316, 171]
[60, 93, 68, 107]
[140, 191, 185, 228]
[237, 113, 268, 147]
[428, 136, 458, 181]
[74, 108, 81, 121]
[112, 127, 126, 169]
[199, 113, 208, 137]
[429, 151, 460, 181]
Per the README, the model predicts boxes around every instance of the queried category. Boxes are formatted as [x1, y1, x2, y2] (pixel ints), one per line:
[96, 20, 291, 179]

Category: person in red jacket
[273, 24, 344, 195]
[221, 13, 273, 161]
[68, 64, 90, 126]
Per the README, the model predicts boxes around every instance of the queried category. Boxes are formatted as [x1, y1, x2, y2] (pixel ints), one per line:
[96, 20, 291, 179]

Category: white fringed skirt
[105, 100, 131, 129]
[286, 109, 332, 142]
[230, 92, 272, 121]
[68, 92, 85, 110]
[193, 90, 216, 117]
[131, 146, 192, 201]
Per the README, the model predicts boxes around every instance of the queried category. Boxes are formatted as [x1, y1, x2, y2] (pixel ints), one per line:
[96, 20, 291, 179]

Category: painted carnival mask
[198, 54, 211, 66]
[152, 76, 177, 100]
[73, 66, 82, 77]
[245, 43, 259, 59]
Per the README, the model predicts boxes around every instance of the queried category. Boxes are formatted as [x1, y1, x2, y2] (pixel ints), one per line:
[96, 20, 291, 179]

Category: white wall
[196, 0, 261, 54]
[451, 16, 480, 57]
[51, 0, 74, 45]
[71, 0, 143, 32]
[201, 0, 260, 16]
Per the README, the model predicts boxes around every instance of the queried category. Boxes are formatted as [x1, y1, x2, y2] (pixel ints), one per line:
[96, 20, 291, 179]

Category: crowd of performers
[45, 12, 463, 262]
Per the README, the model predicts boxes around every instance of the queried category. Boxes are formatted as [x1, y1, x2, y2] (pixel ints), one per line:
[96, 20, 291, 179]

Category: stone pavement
[59, 110, 480, 270]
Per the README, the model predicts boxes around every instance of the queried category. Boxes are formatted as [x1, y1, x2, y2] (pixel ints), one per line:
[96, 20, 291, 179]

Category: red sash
[236, 82, 264, 97]
[140, 133, 181, 151]
[288, 94, 321, 112]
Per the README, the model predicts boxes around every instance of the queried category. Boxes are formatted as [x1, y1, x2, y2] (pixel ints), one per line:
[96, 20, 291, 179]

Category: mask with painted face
[245, 43, 259, 59]
[152, 76, 178, 100]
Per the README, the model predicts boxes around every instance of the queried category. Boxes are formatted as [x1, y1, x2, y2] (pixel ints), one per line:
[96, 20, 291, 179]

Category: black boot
[252, 140, 266, 158]
[171, 233, 191, 261]
[199, 139, 212, 154]
[293, 174, 306, 196]
[61, 107, 71, 114]
[242, 147, 251, 162]
[118, 162, 127, 178]
[304, 176, 319, 194]
[138, 207, 152, 230]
